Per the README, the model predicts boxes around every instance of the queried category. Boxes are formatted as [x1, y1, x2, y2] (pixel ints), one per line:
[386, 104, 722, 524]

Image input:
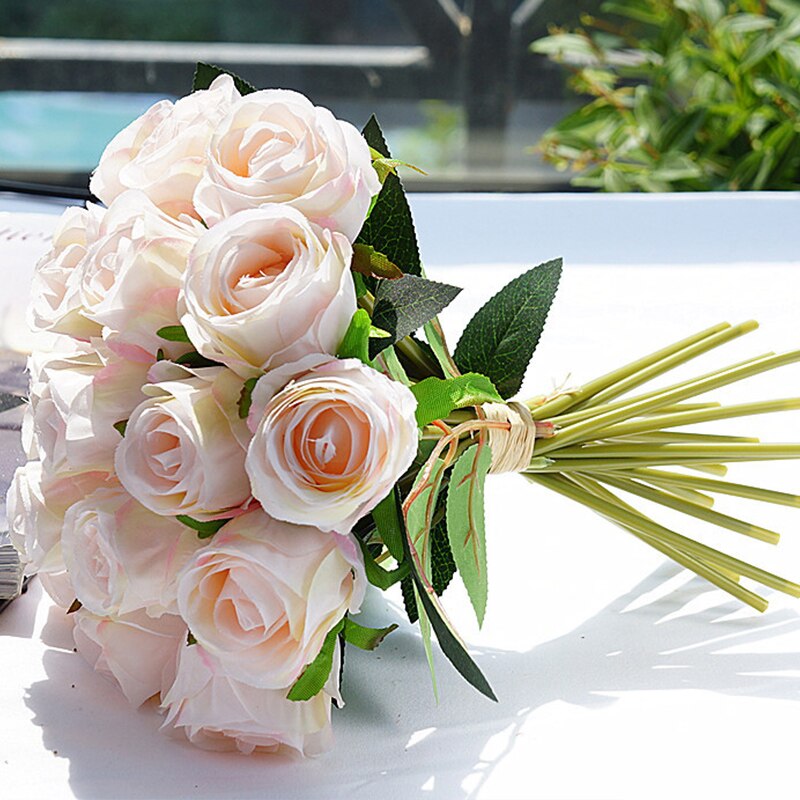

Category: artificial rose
[75, 190, 203, 360]
[176, 508, 365, 689]
[28, 203, 105, 339]
[90, 75, 241, 219]
[115, 367, 250, 517]
[192, 88, 380, 240]
[27, 344, 149, 475]
[6, 461, 109, 575]
[62, 485, 204, 617]
[246, 355, 418, 532]
[73, 608, 186, 707]
[180, 206, 355, 378]
[161, 642, 340, 756]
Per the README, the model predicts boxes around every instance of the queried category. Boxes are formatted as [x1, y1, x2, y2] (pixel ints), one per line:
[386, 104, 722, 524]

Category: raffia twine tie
[483, 401, 538, 474]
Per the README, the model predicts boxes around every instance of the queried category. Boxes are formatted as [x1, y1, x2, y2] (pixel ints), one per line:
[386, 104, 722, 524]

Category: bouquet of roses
[7, 63, 800, 756]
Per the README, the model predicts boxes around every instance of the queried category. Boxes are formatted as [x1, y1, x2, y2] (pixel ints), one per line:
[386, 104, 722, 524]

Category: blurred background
[1, 0, 798, 195]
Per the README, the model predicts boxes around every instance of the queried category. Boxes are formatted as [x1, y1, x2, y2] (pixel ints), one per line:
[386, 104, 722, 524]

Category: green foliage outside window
[532, 0, 800, 191]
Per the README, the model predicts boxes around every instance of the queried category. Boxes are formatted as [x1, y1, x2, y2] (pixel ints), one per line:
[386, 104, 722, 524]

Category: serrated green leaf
[156, 324, 191, 343]
[370, 274, 461, 359]
[401, 574, 419, 623]
[237, 377, 258, 420]
[447, 443, 492, 627]
[176, 515, 230, 539]
[357, 116, 422, 277]
[192, 62, 257, 94]
[0, 393, 25, 414]
[287, 619, 344, 701]
[454, 259, 562, 399]
[430, 512, 457, 597]
[342, 618, 398, 650]
[405, 457, 447, 582]
[411, 373, 503, 428]
[352, 243, 403, 280]
[337, 309, 372, 364]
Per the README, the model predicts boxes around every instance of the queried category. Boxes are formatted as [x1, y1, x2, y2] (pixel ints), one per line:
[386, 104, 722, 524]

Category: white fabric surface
[1, 193, 800, 799]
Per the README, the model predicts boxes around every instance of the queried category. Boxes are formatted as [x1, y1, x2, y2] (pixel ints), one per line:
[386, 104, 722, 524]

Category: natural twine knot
[484, 401, 538, 474]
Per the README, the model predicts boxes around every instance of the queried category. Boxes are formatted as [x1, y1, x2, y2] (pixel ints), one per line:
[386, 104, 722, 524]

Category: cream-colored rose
[27, 344, 149, 475]
[90, 75, 241, 219]
[115, 367, 250, 517]
[246, 355, 418, 532]
[176, 508, 365, 689]
[73, 608, 186, 707]
[6, 462, 109, 575]
[180, 206, 355, 378]
[193, 89, 380, 240]
[28, 203, 105, 339]
[161, 641, 340, 756]
[62, 485, 204, 617]
[75, 190, 202, 360]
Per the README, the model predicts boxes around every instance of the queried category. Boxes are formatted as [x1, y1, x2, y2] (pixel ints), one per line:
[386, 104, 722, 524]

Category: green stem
[545, 442, 800, 460]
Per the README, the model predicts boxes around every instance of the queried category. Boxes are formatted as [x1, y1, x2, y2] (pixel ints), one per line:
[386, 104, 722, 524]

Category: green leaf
[237, 377, 258, 420]
[370, 274, 461, 359]
[430, 511, 457, 597]
[371, 488, 405, 561]
[446, 443, 492, 627]
[176, 515, 231, 539]
[337, 309, 372, 364]
[411, 373, 503, 428]
[414, 584, 438, 701]
[423, 318, 460, 379]
[357, 116, 422, 277]
[454, 259, 562, 399]
[405, 457, 448, 583]
[351, 243, 403, 280]
[187, 631, 198, 646]
[156, 325, 191, 343]
[342, 618, 398, 650]
[175, 351, 224, 369]
[192, 62, 257, 94]
[0, 393, 25, 414]
[358, 538, 409, 590]
[401, 575, 419, 623]
[287, 619, 344, 701]
[113, 420, 128, 437]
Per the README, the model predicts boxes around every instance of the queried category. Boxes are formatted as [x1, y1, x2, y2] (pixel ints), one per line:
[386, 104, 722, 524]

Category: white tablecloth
[2, 193, 800, 800]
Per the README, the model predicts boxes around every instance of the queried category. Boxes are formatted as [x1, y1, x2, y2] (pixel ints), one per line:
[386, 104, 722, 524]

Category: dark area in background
[0, 0, 602, 192]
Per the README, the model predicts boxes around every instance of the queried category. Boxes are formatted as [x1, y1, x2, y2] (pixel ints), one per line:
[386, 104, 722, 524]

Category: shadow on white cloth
[22, 563, 800, 800]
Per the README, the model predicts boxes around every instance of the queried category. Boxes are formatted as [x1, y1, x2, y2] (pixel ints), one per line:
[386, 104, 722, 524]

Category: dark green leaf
[175, 351, 224, 369]
[156, 325, 191, 343]
[370, 274, 461, 359]
[287, 619, 344, 701]
[454, 259, 562, 399]
[187, 631, 197, 646]
[411, 373, 503, 427]
[430, 514, 457, 597]
[0, 393, 25, 414]
[371, 488, 405, 561]
[192, 62, 257, 94]
[401, 575, 419, 623]
[113, 420, 128, 437]
[238, 377, 258, 420]
[176, 515, 230, 539]
[447, 443, 492, 627]
[342, 618, 398, 650]
[358, 538, 409, 590]
[337, 309, 372, 364]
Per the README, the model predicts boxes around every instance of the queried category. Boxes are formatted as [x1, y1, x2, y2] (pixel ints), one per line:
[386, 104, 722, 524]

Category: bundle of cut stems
[517, 321, 800, 612]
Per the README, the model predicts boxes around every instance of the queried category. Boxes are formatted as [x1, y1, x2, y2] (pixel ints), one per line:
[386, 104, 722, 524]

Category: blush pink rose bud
[161, 641, 340, 756]
[180, 205, 356, 378]
[62, 485, 204, 617]
[246, 355, 419, 532]
[176, 508, 365, 689]
[115, 368, 251, 517]
[73, 608, 186, 708]
[192, 88, 380, 240]
[90, 75, 241, 219]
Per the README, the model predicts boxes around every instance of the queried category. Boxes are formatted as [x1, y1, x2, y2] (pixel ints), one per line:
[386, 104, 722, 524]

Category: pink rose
[176, 508, 365, 689]
[180, 206, 355, 378]
[115, 367, 250, 517]
[193, 89, 380, 239]
[161, 642, 340, 756]
[73, 608, 186, 707]
[90, 75, 241, 219]
[246, 355, 418, 532]
[62, 485, 204, 617]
